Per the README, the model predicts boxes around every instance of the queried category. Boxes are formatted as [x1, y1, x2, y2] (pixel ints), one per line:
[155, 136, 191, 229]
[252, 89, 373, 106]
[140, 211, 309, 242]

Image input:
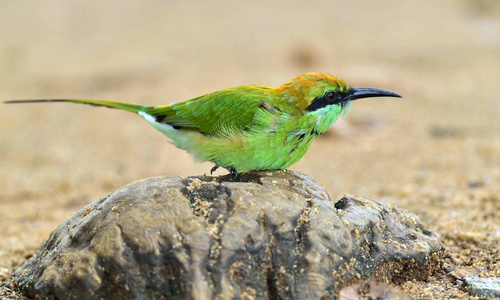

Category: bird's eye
[326, 92, 335, 102]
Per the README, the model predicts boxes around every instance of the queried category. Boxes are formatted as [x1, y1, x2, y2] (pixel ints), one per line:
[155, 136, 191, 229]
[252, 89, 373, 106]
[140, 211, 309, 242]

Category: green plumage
[4, 73, 402, 176]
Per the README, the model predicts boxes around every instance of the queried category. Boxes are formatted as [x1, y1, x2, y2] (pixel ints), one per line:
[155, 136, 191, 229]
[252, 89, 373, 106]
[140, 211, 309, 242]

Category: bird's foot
[210, 165, 238, 180]
[227, 166, 238, 180]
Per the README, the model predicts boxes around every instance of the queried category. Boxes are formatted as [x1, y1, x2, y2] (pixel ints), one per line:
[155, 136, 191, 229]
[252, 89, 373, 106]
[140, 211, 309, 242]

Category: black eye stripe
[306, 91, 350, 111]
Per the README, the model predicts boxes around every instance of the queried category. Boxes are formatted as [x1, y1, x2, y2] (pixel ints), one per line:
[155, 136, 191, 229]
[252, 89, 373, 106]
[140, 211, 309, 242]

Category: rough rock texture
[14, 170, 444, 299]
[339, 281, 413, 300]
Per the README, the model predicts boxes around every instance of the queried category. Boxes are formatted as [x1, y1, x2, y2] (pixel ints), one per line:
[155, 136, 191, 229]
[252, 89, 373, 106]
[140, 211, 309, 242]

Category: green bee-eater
[5, 73, 401, 177]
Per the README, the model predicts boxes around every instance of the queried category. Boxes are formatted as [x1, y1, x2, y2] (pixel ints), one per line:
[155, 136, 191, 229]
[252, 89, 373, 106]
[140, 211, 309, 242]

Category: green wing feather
[144, 86, 277, 135]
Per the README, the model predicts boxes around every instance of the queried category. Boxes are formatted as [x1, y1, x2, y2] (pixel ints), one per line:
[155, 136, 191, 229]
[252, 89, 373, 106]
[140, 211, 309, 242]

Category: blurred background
[1, 0, 499, 297]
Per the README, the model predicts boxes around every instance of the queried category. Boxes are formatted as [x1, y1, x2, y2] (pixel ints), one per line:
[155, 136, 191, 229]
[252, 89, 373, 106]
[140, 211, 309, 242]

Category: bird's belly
[170, 130, 314, 172]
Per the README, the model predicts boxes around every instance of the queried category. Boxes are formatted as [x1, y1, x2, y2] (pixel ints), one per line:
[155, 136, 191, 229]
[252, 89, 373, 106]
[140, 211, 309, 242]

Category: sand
[1, 1, 499, 298]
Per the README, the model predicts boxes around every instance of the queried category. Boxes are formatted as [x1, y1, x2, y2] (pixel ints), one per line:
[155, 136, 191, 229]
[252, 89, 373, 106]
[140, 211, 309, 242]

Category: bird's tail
[4, 99, 147, 114]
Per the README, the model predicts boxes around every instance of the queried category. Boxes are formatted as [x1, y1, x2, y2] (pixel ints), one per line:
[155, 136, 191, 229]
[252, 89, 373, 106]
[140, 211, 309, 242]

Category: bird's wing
[143, 86, 279, 135]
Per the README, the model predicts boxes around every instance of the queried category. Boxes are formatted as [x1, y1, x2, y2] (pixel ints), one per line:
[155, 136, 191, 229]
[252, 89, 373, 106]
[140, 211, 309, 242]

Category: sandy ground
[0, 1, 499, 298]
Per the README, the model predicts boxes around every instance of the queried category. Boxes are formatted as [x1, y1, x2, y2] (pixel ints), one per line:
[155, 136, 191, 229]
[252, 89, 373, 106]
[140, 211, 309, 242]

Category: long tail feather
[4, 99, 145, 114]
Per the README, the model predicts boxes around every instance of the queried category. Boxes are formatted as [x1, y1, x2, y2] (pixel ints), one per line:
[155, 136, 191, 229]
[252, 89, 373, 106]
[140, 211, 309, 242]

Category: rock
[339, 281, 414, 300]
[464, 276, 500, 298]
[13, 170, 443, 299]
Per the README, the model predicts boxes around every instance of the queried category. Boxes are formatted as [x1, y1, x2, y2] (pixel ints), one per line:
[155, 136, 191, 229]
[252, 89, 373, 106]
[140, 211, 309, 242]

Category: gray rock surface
[464, 276, 500, 298]
[14, 170, 444, 299]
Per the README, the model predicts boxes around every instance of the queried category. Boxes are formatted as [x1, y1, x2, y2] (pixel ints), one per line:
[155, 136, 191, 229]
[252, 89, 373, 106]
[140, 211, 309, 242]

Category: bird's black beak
[346, 87, 402, 101]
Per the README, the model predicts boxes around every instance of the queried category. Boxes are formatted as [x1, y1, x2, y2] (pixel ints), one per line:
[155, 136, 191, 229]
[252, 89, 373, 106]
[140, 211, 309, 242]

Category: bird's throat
[311, 104, 345, 134]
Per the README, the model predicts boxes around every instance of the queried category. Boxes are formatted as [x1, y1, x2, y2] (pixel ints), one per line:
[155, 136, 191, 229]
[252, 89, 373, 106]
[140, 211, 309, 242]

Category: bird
[5, 72, 401, 178]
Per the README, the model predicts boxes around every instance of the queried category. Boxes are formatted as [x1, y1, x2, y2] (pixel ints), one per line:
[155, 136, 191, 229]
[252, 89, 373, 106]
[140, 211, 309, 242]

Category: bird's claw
[210, 165, 238, 180]
[227, 166, 238, 180]
[210, 165, 219, 175]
